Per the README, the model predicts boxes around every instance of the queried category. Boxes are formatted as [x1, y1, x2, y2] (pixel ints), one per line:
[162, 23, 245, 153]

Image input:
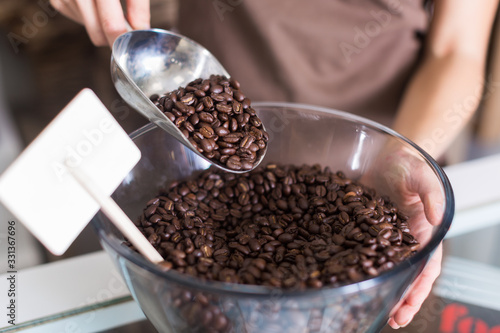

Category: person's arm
[50, 0, 150, 46]
[387, 1, 499, 329]
[392, 0, 499, 159]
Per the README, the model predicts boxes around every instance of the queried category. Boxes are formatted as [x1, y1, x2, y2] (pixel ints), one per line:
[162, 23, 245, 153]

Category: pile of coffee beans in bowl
[129, 163, 420, 289]
[150, 75, 269, 171]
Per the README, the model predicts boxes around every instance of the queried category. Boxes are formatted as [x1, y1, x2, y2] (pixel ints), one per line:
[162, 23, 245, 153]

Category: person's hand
[50, 0, 151, 47]
[363, 145, 446, 329]
[389, 244, 442, 329]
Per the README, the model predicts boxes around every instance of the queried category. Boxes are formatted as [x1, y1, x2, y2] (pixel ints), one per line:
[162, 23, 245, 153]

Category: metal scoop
[111, 29, 267, 173]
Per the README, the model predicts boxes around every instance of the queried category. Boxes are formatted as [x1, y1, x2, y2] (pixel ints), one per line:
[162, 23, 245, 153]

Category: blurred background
[1, 1, 500, 332]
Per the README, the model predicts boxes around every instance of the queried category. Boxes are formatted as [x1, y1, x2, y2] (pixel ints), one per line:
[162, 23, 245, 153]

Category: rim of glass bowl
[92, 102, 454, 299]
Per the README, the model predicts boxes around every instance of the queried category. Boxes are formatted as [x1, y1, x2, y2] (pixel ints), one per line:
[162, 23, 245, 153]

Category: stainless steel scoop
[111, 29, 267, 173]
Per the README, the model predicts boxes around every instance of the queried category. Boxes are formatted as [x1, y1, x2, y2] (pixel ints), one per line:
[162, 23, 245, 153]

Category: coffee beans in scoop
[129, 163, 420, 289]
[150, 75, 269, 171]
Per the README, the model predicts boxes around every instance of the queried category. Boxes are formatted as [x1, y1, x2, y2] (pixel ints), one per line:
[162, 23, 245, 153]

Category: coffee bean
[215, 103, 232, 113]
[242, 98, 251, 109]
[222, 132, 242, 143]
[199, 124, 215, 138]
[277, 233, 294, 243]
[214, 126, 230, 137]
[144, 205, 157, 217]
[403, 232, 418, 244]
[249, 239, 261, 252]
[226, 155, 242, 171]
[151, 75, 269, 171]
[233, 90, 245, 102]
[131, 163, 420, 298]
[210, 84, 223, 94]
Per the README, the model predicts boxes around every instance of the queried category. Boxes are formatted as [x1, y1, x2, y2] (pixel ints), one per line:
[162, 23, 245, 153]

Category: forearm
[392, 52, 487, 159]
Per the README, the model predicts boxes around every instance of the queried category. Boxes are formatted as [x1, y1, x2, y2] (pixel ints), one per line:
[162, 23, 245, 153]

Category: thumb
[411, 164, 445, 226]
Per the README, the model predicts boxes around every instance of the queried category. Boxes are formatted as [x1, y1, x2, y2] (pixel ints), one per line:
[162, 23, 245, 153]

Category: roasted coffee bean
[144, 205, 157, 217]
[223, 132, 242, 143]
[199, 124, 215, 138]
[130, 163, 420, 294]
[233, 90, 245, 101]
[249, 239, 261, 252]
[215, 126, 230, 137]
[216, 103, 232, 113]
[226, 155, 243, 171]
[150, 75, 268, 170]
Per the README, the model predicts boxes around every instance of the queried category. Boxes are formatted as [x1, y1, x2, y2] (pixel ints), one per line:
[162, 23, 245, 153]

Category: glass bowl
[91, 102, 454, 333]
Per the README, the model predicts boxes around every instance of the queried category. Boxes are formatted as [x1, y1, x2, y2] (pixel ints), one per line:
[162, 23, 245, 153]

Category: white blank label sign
[0, 89, 141, 255]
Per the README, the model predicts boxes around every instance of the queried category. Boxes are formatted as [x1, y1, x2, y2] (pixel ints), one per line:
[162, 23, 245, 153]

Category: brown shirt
[178, 0, 430, 125]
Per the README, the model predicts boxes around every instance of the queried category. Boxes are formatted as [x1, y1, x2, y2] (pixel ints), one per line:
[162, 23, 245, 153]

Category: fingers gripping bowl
[92, 103, 454, 333]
